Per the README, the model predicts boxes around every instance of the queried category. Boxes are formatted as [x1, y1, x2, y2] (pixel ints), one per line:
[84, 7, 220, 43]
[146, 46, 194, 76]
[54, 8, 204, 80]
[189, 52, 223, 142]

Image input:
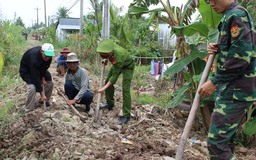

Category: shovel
[175, 53, 215, 160]
[94, 63, 105, 123]
[42, 85, 47, 111]
[57, 88, 86, 122]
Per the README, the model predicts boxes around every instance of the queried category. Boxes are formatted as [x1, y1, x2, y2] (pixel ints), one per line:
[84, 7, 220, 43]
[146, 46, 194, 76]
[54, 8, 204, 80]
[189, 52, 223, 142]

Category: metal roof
[58, 18, 80, 26]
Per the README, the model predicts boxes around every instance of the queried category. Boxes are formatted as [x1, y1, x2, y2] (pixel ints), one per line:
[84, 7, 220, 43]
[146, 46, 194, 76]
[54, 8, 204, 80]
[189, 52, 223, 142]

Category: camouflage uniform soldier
[97, 39, 135, 125]
[198, 0, 256, 159]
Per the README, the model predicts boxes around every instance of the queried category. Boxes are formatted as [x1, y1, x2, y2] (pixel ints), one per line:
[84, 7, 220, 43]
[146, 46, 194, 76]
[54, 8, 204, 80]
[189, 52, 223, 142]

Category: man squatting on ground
[56, 47, 71, 76]
[198, 0, 256, 159]
[64, 52, 94, 113]
[19, 43, 55, 114]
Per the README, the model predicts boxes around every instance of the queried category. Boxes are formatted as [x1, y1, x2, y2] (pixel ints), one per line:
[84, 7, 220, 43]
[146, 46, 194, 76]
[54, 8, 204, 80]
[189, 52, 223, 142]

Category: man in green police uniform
[97, 39, 135, 125]
[198, 0, 256, 159]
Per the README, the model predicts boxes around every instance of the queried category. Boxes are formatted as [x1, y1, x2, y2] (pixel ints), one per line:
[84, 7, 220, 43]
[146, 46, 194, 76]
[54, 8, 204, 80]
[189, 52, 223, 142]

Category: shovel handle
[56, 88, 86, 121]
[175, 53, 215, 160]
[95, 63, 105, 122]
[42, 85, 47, 111]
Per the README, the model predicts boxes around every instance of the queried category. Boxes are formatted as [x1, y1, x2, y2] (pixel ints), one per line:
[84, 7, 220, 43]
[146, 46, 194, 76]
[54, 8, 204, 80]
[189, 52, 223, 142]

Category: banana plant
[128, 0, 217, 107]
[109, 5, 132, 48]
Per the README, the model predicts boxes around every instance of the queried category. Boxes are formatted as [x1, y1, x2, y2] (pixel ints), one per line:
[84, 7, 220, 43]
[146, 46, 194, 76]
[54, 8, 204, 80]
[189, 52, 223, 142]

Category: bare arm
[98, 81, 112, 93]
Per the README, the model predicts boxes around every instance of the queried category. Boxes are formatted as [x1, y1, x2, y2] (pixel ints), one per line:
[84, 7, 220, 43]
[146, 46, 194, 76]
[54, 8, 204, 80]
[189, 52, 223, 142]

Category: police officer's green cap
[97, 39, 114, 53]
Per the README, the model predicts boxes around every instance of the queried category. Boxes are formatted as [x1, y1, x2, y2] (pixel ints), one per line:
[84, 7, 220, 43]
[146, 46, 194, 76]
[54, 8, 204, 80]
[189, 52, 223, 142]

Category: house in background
[56, 18, 80, 41]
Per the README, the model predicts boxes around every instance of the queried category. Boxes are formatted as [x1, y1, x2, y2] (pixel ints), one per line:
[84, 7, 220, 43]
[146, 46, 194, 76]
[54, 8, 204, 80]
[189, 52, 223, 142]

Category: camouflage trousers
[207, 98, 253, 160]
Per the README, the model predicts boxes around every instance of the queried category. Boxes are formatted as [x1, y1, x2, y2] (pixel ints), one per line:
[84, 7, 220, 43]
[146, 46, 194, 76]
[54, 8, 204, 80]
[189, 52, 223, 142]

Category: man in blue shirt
[56, 47, 71, 76]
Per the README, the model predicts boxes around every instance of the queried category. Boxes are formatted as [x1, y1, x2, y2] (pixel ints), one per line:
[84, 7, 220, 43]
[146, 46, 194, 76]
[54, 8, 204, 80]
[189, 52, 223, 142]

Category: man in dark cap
[19, 43, 55, 114]
[97, 39, 135, 125]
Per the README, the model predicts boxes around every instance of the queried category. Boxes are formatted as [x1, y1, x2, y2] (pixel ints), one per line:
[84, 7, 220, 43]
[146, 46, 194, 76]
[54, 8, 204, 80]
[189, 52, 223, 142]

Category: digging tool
[94, 63, 105, 123]
[56, 88, 86, 122]
[175, 54, 215, 160]
[42, 85, 46, 111]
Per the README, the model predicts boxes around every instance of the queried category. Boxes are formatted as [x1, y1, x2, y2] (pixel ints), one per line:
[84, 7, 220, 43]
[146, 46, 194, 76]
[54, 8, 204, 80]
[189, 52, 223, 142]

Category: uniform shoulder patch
[109, 56, 116, 64]
[230, 25, 240, 38]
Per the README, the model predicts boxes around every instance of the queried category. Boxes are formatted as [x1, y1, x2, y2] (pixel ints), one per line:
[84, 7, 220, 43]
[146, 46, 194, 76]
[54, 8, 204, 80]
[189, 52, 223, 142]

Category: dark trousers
[64, 82, 93, 107]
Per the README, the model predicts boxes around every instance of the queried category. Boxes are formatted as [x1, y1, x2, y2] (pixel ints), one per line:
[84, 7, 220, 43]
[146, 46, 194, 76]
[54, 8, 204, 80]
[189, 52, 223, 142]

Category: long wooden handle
[175, 54, 215, 160]
[95, 64, 105, 122]
[56, 88, 86, 121]
[42, 85, 46, 111]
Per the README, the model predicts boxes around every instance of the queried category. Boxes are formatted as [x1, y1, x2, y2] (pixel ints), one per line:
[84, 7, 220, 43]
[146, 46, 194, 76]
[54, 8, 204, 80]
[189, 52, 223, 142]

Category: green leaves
[243, 117, 256, 136]
[172, 22, 209, 38]
[166, 84, 190, 108]
[198, 0, 222, 29]
[164, 45, 208, 77]
[243, 105, 256, 136]
[128, 6, 149, 15]
[0, 52, 3, 74]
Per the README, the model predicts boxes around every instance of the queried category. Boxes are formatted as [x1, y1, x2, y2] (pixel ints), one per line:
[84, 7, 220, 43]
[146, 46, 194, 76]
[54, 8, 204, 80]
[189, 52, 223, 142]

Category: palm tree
[56, 7, 70, 19]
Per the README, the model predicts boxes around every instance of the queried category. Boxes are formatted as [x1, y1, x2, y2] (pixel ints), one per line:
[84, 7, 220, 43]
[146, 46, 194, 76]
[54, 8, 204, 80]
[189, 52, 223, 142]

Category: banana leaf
[198, 0, 222, 29]
[166, 84, 190, 108]
[164, 45, 208, 77]
[243, 117, 256, 136]
[172, 22, 209, 39]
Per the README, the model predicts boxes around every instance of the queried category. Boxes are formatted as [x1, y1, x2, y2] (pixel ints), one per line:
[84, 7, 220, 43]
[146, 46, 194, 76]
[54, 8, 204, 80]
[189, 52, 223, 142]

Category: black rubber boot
[119, 116, 130, 125]
[100, 103, 113, 110]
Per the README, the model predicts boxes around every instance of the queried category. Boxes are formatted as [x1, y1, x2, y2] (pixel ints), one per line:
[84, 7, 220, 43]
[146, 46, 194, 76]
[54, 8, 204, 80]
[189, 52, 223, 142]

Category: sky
[0, 0, 188, 27]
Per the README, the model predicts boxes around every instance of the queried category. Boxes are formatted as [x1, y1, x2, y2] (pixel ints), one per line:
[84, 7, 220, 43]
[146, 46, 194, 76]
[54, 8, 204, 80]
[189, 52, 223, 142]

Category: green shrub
[0, 21, 25, 66]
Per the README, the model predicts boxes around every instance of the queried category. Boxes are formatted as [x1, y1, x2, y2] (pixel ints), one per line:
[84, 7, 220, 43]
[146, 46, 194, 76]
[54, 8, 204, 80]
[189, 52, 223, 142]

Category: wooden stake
[175, 54, 215, 160]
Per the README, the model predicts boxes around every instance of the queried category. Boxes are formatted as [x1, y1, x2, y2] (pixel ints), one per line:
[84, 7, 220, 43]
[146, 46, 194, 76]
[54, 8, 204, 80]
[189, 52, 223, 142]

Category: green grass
[139, 94, 157, 105]
[0, 65, 22, 99]
[0, 100, 17, 131]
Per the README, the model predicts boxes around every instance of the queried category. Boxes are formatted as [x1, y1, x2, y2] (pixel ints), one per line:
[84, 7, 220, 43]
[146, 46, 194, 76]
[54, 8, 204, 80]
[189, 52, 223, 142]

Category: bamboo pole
[175, 54, 215, 160]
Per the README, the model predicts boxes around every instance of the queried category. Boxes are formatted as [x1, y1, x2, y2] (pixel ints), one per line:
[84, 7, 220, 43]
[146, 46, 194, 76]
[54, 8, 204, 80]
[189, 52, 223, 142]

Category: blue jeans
[64, 82, 93, 107]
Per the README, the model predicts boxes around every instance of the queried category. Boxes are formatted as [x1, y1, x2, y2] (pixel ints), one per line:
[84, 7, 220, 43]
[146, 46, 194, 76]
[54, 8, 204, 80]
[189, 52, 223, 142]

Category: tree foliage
[15, 17, 25, 27]
[56, 7, 70, 19]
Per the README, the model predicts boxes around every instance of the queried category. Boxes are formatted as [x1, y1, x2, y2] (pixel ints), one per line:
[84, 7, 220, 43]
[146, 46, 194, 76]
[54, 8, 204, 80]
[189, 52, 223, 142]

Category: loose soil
[0, 38, 255, 160]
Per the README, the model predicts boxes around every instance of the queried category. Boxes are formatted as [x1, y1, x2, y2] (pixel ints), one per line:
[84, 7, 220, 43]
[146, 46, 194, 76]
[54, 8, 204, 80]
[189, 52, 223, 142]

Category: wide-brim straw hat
[66, 52, 79, 62]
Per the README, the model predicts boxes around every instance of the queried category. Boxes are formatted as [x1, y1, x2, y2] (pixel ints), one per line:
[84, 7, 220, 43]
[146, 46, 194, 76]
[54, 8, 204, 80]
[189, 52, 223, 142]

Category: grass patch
[0, 100, 17, 131]
[133, 64, 151, 87]
[138, 94, 157, 105]
[0, 65, 22, 99]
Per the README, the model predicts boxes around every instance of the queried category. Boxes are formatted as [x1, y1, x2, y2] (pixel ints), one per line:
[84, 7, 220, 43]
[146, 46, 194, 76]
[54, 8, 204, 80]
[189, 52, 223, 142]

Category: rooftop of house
[58, 18, 80, 26]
